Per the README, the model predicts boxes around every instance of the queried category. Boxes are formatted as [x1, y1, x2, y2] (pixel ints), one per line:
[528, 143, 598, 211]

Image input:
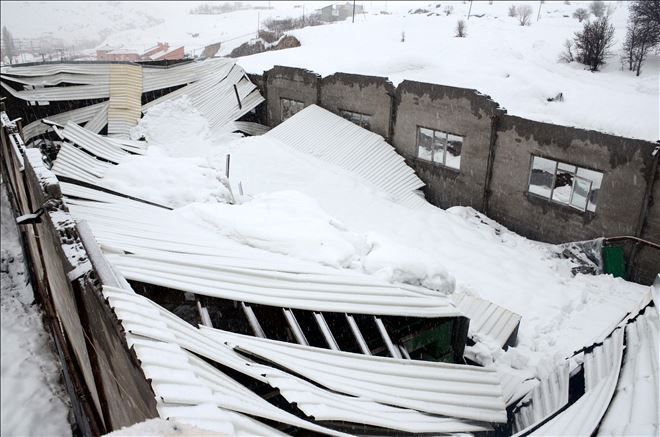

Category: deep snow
[101, 96, 650, 382]
[0, 181, 71, 436]
[237, 1, 659, 141]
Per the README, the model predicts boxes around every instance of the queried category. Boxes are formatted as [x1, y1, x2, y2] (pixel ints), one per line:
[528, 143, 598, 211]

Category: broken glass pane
[529, 156, 556, 198]
[446, 133, 462, 170]
[552, 167, 574, 205]
[417, 127, 434, 161]
[432, 131, 446, 165]
[577, 168, 603, 212]
[570, 177, 592, 211]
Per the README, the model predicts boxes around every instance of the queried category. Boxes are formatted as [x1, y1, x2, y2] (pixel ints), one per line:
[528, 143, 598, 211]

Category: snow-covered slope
[237, 1, 658, 141]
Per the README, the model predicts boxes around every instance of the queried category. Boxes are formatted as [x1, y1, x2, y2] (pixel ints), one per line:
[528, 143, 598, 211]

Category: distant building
[319, 2, 365, 22]
[95, 42, 185, 62]
[141, 42, 185, 61]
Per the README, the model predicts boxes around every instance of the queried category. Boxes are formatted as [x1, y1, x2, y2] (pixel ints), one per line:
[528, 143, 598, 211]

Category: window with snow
[416, 127, 462, 170]
[339, 109, 371, 129]
[528, 156, 603, 212]
[280, 98, 305, 121]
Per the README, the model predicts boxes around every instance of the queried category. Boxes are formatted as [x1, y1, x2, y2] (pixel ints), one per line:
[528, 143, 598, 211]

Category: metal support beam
[196, 301, 213, 327]
[241, 302, 265, 338]
[345, 314, 370, 355]
[314, 312, 339, 350]
[283, 308, 308, 345]
[374, 316, 402, 359]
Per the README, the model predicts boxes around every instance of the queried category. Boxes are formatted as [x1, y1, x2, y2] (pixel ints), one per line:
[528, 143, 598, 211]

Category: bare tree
[1, 26, 16, 64]
[559, 39, 575, 62]
[444, 5, 454, 16]
[508, 5, 518, 17]
[455, 19, 467, 37]
[623, 0, 660, 76]
[518, 4, 533, 26]
[589, 0, 606, 18]
[573, 16, 616, 71]
[572, 8, 589, 22]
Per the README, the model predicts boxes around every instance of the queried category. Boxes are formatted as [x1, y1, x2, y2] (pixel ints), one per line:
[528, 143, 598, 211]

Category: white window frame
[527, 155, 602, 213]
[415, 126, 463, 170]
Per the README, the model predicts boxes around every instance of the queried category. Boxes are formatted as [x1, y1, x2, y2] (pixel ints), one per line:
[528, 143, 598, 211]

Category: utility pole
[352, 0, 356, 23]
[257, 12, 260, 38]
[302, 4, 305, 25]
[537, 1, 543, 22]
[467, 0, 473, 20]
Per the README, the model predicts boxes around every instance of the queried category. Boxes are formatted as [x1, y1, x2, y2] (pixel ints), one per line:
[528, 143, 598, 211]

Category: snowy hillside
[2, 1, 656, 140]
[237, 0, 659, 141]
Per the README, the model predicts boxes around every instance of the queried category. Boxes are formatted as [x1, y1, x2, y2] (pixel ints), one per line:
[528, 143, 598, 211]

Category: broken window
[338, 109, 371, 129]
[280, 97, 305, 121]
[528, 156, 603, 212]
[416, 126, 462, 170]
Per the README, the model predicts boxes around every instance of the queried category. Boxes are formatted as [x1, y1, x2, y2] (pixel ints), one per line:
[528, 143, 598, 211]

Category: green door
[602, 246, 626, 279]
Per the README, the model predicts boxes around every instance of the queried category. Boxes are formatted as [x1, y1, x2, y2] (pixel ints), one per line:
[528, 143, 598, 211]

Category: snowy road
[0, 180, 71, 436]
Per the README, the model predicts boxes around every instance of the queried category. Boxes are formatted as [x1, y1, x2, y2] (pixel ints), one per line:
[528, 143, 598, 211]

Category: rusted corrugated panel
[451, 293, 521, 349]
[266, 105, 426, 209]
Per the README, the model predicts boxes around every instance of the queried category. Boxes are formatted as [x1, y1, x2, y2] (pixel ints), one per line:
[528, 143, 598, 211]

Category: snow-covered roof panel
[599, 307, 659, 436]
[451, 292, 522, 349]
[265, 104, 427, 209]
[533, 328, 624, 436]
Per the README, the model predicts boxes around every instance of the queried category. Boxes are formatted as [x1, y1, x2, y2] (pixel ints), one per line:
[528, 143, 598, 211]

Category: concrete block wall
[488, 115, 656, 244]
[392, 80, 504, 210]
[319, 73, 394, 139]
[263, 66, 321, 126]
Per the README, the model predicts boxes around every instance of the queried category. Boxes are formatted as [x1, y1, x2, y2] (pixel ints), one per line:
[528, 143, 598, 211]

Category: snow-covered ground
[237, 0, 659, 141]
[0, 181, 72, 436]
[89, 96, 651, 383]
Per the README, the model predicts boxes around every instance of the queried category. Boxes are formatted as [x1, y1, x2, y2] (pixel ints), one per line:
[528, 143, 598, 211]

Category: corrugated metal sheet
[63, 194, 460, 318]
[4, 59, 263, 139]
[266, 104, 427, 209]
[451, 293, 522, 350]
[22, 102, 108, 142]
[512, 361, 570, 433]
[532, 328, 625, 436]
[51, 142, 113, 183]
[598, 307, 659, 436]
[57, 122, 131, 163]
[201, 327, 507, 423]
[107, 304, 344, 435]
[107, 64, 143, 137]
[102, 284, 492, 434]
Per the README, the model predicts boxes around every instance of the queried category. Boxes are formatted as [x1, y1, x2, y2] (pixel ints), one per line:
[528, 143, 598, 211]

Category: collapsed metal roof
[1, 58, 264, 140]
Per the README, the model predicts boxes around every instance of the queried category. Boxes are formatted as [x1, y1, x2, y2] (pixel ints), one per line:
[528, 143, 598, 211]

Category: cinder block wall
[263, 66, 320, 126]
[392, 80, 503, 210]
[488, 115, 656, 244]
[319, 73, 394, 139]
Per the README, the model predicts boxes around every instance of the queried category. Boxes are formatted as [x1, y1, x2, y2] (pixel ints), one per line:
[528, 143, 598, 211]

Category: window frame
[415, 125, 463, 171]
[338, 108, 371, 129]
[280, 97, 305, 121]
[526, 155, 603, 213]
